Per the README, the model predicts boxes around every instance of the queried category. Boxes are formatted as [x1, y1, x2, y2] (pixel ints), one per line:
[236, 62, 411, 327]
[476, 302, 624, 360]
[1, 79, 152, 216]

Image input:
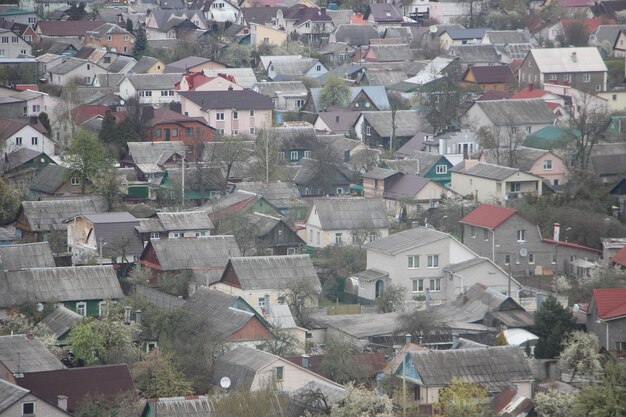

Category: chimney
[321, 7, 326, 13]
[135, 310, 142, 324]
[301, 354, 310, 369]
[571, 51, 577, 62]
[405, 334, 412, 345]
[464, 159, 479, 170]
[264, 294, 270, 315]
[124, 306, 132, 323]
[57, 395, 68, 411]
[553, 223, 560, 242]
[335, 115, 340, 123]
[452, 333, 459, 347]
[528, 83, 534, 91]
[343, 149, 350, 162]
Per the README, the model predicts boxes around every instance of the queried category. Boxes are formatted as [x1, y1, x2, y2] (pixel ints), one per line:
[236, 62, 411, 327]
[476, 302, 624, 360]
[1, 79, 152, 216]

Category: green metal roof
[523, 126, 577, 150]
[0, 8, 35, 16]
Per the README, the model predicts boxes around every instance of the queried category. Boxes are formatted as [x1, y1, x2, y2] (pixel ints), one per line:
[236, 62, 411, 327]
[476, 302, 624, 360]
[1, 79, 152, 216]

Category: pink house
[174, 72, 243, 92]
[479, 146, 569, 186]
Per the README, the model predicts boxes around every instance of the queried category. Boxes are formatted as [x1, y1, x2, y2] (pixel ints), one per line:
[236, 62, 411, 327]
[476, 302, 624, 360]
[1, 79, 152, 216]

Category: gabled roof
[360, 110, 434, 137]
[236, 181, 301, 209]
[611, 244, 626, 266]
[589, 288, 626, 320]
[17, 364, 135, 412]
[444, 27, 492, 40]
[30, 164, 68, 195]
[315, 110, 361, 134]
[123, 73, 182, 90]
[310, 198, 389, 230]
[332, 24, 380, 46]
[269, 58, 322, 78]
[383, 175, 436, 200]
[465, 65, 514, 83]
[37, 20, 105, 36]
[528, 47, 608, 73]
[0, 117, 48, 140]
[127, 141, 185, 165]
[203, 68, 258, 88]
[211, 345, 278, 390]
[241, 6, 282, 25]
[39, 305, 82, 339]
[480, 146, 551, 171]
[163, 56, 213, 73]
[86, 23, 131, 38]
[309, 86, 390, 111]
[361, 167, 399, 180]
[48, 58, 95, 75]
[451, 161, 539, 181]
[222, 255, 320, 291]
[450, 44, 501, 64]
[0, 266, 123, 307]
[0, 334, 65, 374]
[19, 197, 107, 232]
[364, 226, 448, 255]
[130, 56, 162, 74]
[470, 99, 556, 126]
[460, 204, 517, 229]
[0, 379, 29, 413]
[365, 44, 412, 62]
[253, 81, 307, 98]
[368, 3, 403, 22]
[0, 242, 55, 271]
[483, 29, 536, 45]
[0, 148, 50, 173]
[70, 212, 143, 258]
[138, 211, 214, 233]
[178, 90, 273, 110]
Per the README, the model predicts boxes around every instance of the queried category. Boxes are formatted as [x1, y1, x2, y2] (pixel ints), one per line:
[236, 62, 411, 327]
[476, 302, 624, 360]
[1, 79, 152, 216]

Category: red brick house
[84, 23, 135, 54]
[147, 108, 215, 159]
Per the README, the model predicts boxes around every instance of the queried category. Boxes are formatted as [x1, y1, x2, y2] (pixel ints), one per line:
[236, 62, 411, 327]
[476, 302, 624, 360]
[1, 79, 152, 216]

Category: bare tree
[282, 278, 321, 327]
[565, 93, 610, 172]
[248, 129, 283, 181]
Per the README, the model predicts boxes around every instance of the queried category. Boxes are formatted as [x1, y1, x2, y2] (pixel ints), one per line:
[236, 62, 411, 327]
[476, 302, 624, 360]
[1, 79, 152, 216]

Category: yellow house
[461, 65, 514, 92]
[597, 90, 626, 113]
[133, 56, 165, 74]
[250, 23, 288, 49]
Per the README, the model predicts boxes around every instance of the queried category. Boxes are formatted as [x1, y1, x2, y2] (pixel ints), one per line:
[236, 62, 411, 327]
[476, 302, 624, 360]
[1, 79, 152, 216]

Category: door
[375, 280, 384, 298]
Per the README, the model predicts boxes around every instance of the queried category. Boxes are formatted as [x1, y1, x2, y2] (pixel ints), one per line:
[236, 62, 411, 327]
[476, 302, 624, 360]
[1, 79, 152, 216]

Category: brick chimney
[464, 159, 480, 170]
[553, 223, 560, 241]
[57, 395, 68, 411]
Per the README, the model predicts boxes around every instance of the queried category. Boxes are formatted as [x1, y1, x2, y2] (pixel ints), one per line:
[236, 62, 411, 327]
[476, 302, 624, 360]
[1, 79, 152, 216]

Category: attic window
[71, 177, 80, 185]
[22, 402, 35, 416]
[385, 12, 391, 17]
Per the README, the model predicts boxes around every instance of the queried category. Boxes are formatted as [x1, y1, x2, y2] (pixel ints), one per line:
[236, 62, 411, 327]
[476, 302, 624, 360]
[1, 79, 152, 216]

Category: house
[382, 175, 450, 216]
[304, 198, 389, 249]
[419, 129, 479, 165]
[0, 242, 55, 270]
[267, 58, 328, 81]
[319, 42, 356, 67]
[0, 28, 32, 58]
[459, 203, 601, 276]
[449, 44, 503, 67]
[163, 56, 226, 74]
[367, 3, 403, 31]
[463, 99, 557, 136]
[130, 56, 165, 74]
[146, 108, 215, 151]
[478, 146, 569, 186]
[291, 157, 355, 197]
[353, 110, 434, 149]
[0, 334, 64, 383]
[84, 23, 134, 54]
[247, 212, 306, 255]
[202, 0, 240, 23]
[360, 167, 402, 198]
[275, 5, 334, 42]
[65, 212, 143, 265]
[308, 86, 390, 112]
[136, 211, 214, 241]
[518, 47, 608, 94]
[249, 22, 288, 47]
[584, 288, 626, 352]
[0, 265, 123, 317]
[270, 125, 318, 164]
[313, 110, 361, 135]
[329, 24, 380, 47]
[0, 8, 39, 26]
[0, 148, 55, 188]
[439, 28, 492, 50]
[386, 153, 455, 188]
[253, 81, 308, 118]
[0, 377, 72, 416]
[16, 364, 135, 414]
[589, 143, 626, 184]
[235, 181, 303, 214]
[392, 346, 533, 408]
[179, 90, 273, 136]
[212, 345, 346, 394]
[15, 197, 107, 241]
[523, 125, 574, 151]
[139, 236, 242, 288]
[610, 28, 626, 56]
[428, 0, 480, 24]
[359, 43, 413, 63]
[589, 25, 626, 56]
[461, 65, 514, 92]
[0, 117, 55, 156]
[175, 72, 242, 92]
[38, 305, 82, 344]
[158, 166, 227, 203]
[118, 73, 182, 105]
[144, 9, 208, 40]
[204, 68, 258, 89]
[47, 57, 107, 85]
[35, 20, 105, 40]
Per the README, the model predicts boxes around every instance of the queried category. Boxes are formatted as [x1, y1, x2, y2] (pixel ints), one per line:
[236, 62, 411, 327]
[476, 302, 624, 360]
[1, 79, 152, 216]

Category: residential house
[304, 198, 389, 249]
[449, 44, 503, 67]
[518, 47, 608, 94]
[246, 212, 306, 255]
[0, 376, 73, 416]
[270, 125, 318, 164]
[308, 86, 390, 112]
[83, 23, 134, 54]
[136, 211, 214, 242]
[202, 0, 240, 23]
[590, 143, 626, 184]
[47, 58, 107, 85]
[158, 165, 227, 203]
[38, 305, 82, 344]
[589, 25, 626, 56]
[354, 110, 434, 149]
[464, 99, 557, 136]
[428, 0, 479, 24]
[461, 65, 514, 93]
[204, 68, 258, 89]
[481, 29, 538, 59]
[275, 5, 334, 42]
[319, 42, 356, 67]
[164, 56, 226, 74]
[139, 236, 242, 288]
[291, 157, 355, 196]
[65, 212, 143, 265]
[439, 28, 492, 50]
[417, 129, 479, 165]
[0, 8, 39, 26]
[313, 110, 361, 135]
[15, 197, 107, 241]
[146, 108, 215, 153]
[118, 73, 182, 105]
[585, 288, 626, 352]
[235, 181, 303, 214]
[0, 117, 54, 157]
[610, 28, 626, 56]
[478, 146, 569, 186]
[450, 160, 544, 202]
[608, 179, 626, 217]
[130, 56, 165, 74]
[249, 22, 288, 47]
[145, 9, 208, 40]
[35, 20, 105, 41]
[179, 90, 273, 136]
[386, 152, 455, 188]
[253, 81, 308, 119]
[16, 365, 136, 414]
[0, 266, 124, 318]
[329, 24, 380, 47]
[0, 242, 55, 271]
[360, 167, 402, 198]
[0, 334, 65, 383]
[0, 28, 32, 58]
[523, 125, 574, 150]
[36, 53, 64, 75]
[203, 190, 283, 226]
[459, 203, 601, 276]
[367, 3, 403, 32]
[359, 43, 412, 63]
[0, 148, 54, 188]
[10, 89, 62, 120]
[508, 84, 569, 119]
[382, 175, 450, 216]
[212, 345, 346, 394]
[266, 58, 328, 81]
[175, 72, 242, 92]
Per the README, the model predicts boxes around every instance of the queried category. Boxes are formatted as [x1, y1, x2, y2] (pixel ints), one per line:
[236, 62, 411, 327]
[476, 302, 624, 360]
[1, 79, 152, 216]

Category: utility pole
[181, 152, 185, 207]
[265, 130, 270, 181]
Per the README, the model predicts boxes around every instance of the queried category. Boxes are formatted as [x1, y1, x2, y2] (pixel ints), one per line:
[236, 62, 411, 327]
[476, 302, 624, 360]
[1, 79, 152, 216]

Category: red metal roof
[459, 204, 517, 229]
[611, 245, 626, 267]
[542, 238, 601, 253]
[562, 18, 616, 33]
[510, 85, 550, 99]
[476, 90, 513, 101]
[591, 288, 626, 320]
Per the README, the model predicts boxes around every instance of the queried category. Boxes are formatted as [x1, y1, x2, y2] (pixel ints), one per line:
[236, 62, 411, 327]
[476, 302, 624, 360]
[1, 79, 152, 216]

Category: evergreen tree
[38, 112, 52, 136]
[133, 27, 147, 59]
[533, 295, 576, 359]
[99, 110, 117, 145]
[125, 19, 134, 35]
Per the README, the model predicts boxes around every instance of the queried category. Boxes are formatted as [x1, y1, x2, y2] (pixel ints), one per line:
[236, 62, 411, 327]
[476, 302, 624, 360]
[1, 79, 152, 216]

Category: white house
[204, 0, 240, 23]
[266, 58, 328, 81]
[0, 117, 56, 155]
[118, 73, 183, 104]
[0, 28, 32, 58]
[47, 58, 108, 86]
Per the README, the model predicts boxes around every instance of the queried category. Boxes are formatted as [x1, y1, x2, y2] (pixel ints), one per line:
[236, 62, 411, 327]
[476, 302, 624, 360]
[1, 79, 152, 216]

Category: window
[32, 104, 40, 112]
[412, 279, 424, 292]
[98, 301, 108, 316]
[366, 126, 371, 136]
[564, 74, 571, 83]
[144, 91, 152, 97]
[195, 231, 207, 237]
[22, 402, 35, 415]
[258, 297, 266, 308]
[216, 112, 225, 121]
[15, 137, 22, 145]
[87, 64, 91, 70]
[70, 177, 80, 185]
[233, 110, 238, 119]
[543, 159, 553, 170]
[408, 255, 419, 269]
[250, 128, 256, 135]
[429, 278, 441, 292]
[76, 302, 87, 316]
[263, 37, 270, 44]
[613, 94, 618, 101]
[184, 127, 193, 136]
[172, 128, 178, 137]
[435, 165, 447, 174]
[505, 255, 511, 265]
[28, 17, 36, 24]
[250, 110, 255, 117]
[123, 46, 128, 53]
[549, 74, 557, 80]
[171, 232, 181, 239]
[526, 126, 531, 134]
[278, 152, 285, 160]
[510, 182, 521, 192]
[304, 150, 311, 158]
[295, 99, 305, 108]
[517, 229, 526, 242]
[583, 73, 591, 83]
[336, 187, 344, 194]
[154, 128, 162, 138]
[316, 65, 321, 71]
[84, 76, 91, 84]
[427, 255, 439, 268]
[275, 366, 284, 381]
[0, 50, 4, 57]
[107, 35, 112, 41]
[470, 225, 476, 238]
[552, 253, 557, 264]
[317, 231, 320, 244]
[218, 129, 225, 135]
[124, 34, 129, 41]
[146, 341, 158, 352]
[31, 137, 37, 145]
[150, 232, 160, 239]
[484, 229, 489, 240]
[305, 21, 311, 28]
[24, 35, 32, 42]
[335, 232, 342, 244]
[596, 84, 602, 92]
[290, 151, 298, 160]
[1, 36, 8, 44]
[287, 247, 296, 255]
[528, 253, 535, 264]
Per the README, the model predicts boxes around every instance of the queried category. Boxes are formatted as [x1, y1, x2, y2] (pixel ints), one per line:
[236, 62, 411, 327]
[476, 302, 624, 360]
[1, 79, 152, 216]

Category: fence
[327, 303, 362, 315]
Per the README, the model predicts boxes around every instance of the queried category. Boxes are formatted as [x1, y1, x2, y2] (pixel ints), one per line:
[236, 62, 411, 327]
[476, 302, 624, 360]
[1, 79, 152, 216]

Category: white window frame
[290, 151, 298, 160]
[304, 150, 311, 158]
[31, 137, 38, 145]
[543, 159, 553, 170]
[287, 247, 296, 255]
[98, 301, 108, 316]
[70, 177, 80, 185]
[366, 125, 371, 136]
[150, 232, 160, 239]
[171, 232, 181, 239]
[335, 232, 342, 244]
[250, 128, 256, 134]
[15, 137, 22, 145]
[275, 366, 284, 381]
[435, 165, 447, 174]
[216, 112, 225, 121]
[427, 255, 439, 268]
[412, 278, 424, 292]
[408, 255, 419, 269]
[76, 301, 87, 316]
[233, 110, 238, 119]
[517, 229, 526, 242]
[195, 231, 207, 237]
[250, 110, 255, 117]
[429, 278, 441, 292]
[583, 73, 591, 83]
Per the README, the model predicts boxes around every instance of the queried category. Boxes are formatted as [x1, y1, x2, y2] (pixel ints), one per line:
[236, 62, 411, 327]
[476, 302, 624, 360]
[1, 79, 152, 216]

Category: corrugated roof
[361, 110, 434, 137]
[124, 73, 182, 90]
[364, 226, 448, 255]
[39, 305, 83, 339]
[225, 255, 320, 291]
[383, 175, 435, 200]
[0, 334, 65, 374]
[30, 164, 67, 194]
[253, 81, 307, 98]
[142, 211, 214, 232]
[212, 345, 277, 390]
[529, 47, 607, 73]
[444, 28, 492, 40]
[460, 204, 518, 229]
[203, 68, 258, 88]
[332, 24, 380, 46]
[127, 141, 185, 165]
[473, 99, 556, 126]
[451, 161, 530, 181]
[311, 198, 389, 230]
[20, 197, 107, 232]
[590, 287, 626, 319]
[236, 181, 301, 209]
[0, 379, 28, 412]
[309, 86, 390, 111]
[0, 242, 55, 270]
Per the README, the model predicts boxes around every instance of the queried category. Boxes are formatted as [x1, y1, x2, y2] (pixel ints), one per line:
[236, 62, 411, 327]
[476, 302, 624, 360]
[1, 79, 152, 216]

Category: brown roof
[37, 20, 106, 37]
[148, 108, 210, 128]
[178, 90, 273, 110]
[465, 65, 514, 84]
[0, 117, 47, 140]
[16, 364, 135, 412]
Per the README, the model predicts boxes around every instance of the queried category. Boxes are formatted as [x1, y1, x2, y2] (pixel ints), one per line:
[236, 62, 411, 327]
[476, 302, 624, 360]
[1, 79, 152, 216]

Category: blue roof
[310, 86, 390, 110]
[0, 8, 35, 16]
[444, 28, 492, 40]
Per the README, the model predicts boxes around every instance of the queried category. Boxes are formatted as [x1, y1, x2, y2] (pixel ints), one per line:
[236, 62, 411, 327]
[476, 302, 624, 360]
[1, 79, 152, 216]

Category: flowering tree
[559, 331, 602, 383]
[534, 389, 576, 417]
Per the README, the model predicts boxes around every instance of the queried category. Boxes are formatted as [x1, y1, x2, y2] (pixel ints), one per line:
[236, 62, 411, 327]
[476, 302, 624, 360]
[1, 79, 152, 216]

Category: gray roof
[367, 44, 413, 62]
[130, 56, 162, 74]
[383, 174, 434, 200]
[407, 346, 533, 389]
[105, 55, 136, 73]
[361, 167, 399, 180]
[253, 81, 307, 98]
[450, 44, 501, 64]
[225, 255, 320, 291]
[384, 154, 439, 176]
[483, 29, 536, 45]
[369, 3, 403, 21]
[48, 57, 91, 75]
[203, 68, 258, 89]
[364, 226, 448, 255]
[140, 211, 214, 233]
[315, 110, 361, 134]
[332, 24, 380, 46]
[0, 334, 65, 374]
[20, 197, 107, 232]
[39, 305, 83, 339]
[365, 69, 407, 87]
[30, 164, 67, 194]
[451, 161, 533, 181]
[0, 242, 55, 270]
[362, 110, 434, 137]
[163, 56, 212, 73]
[352, 268, 389, 282]
[310, 85, 390, 111]
[127, 141, 185, 165]
[236, 181, 301, 209]
[589, 24, 626, 47]
[444, 28, 492, 40]
[480, 146, 549, 171]
[200, 190, 258, 215]
[473, 99, 556, 126]
[77, 212, 143, 258]
[310, 311, 400, 338]
[0, 266, 123, 307]
[590, 143, 626, 176]
[311, 198, 389, 230]
[269, 58, 320, 78]
[212, 345, 277, 390]
[0, 379, 28, 412]
[146, 397, 215, 417]
[123, 73, 182, 90]
[178, 90, 273, 110]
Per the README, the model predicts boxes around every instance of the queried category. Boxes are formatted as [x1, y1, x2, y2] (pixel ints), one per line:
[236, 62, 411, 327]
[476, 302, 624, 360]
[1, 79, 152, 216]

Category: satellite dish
[446, 190, 452, 198]
[519, 248, 527, 257]
[220, 377, 231, 389]
[36, 303, 44, 312]
[429, 25, 438, 34]
[119, 99, 125, 106]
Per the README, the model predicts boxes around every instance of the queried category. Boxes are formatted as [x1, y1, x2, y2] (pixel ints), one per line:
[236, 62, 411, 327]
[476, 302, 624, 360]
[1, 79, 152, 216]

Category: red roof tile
[350, 13, 368, 24]
[590, 288, 626, 320]
[459, 204, 517, 229]
[542, 238, 601, 253]
[15, 84, 38, 91]
[71, 105, 110, 125]
[611, 245, 626, 267]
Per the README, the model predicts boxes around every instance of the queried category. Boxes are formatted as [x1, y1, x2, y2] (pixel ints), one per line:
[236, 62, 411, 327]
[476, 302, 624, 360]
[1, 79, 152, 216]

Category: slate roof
[241, 6, 281, 25]
[223, 255, 320, 290]
[164, 166, 227, 193]
[590, 143, 626, 176]
[361, 167, 399, 180]
[361, 110, 434, 137]
[471, 99, 556, 126]
[460, 204, 517, 229]
[589, 288, 626, 320]
[87, 22, 130, 38]
[450, 44, 501, 64]
[309, 86, 390, 110]
[451, 161, 532, 181]
[0, 379, 28, 413]
[143, 397, 216, 417]
[0, 266, 123, 307]
[203, 68, 258, 88]
[123, 73, 182, 90]
[366, 44, 412, 62]
[383, 175, 435, 200]
[407, 346, 533, 390]
[523, 126, 573, 150]
[483, 29, 536, 45]
[19, 197, 107, 232]
[137, 211, 214, 233]
[0, 149, 48, 173]
[445, 27, 492, 40]
[76, 212, 143, 258]
[38, 305, 82, 339]
[332, 24, 380, 46]
[465, 65, 514, 83]
[0, 242, 55, 270]
[236, 181, 301, 209]
[253, 81, 307, 98]
[269, 58, 321, 78]
[127, 141, 185, 165]
[589, 24, 626, 46]
[481, 146, 550, 171]
[212, 345, 277, 390]
[130, 56, 162, 74]
[48, 58, 93, 75]
[105, 55, 136, 73]
[0, 334, 65, 374]
[315, 110, 361, 134]
[369, 3, 403, 22]
[178, 90, 273, 110]
[311, 198, 389, 230]
[163, 56, 213, 73]
[364, 226, 448, 255]
[528, 47, 607, 73]
[17, 364, 135, 412]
